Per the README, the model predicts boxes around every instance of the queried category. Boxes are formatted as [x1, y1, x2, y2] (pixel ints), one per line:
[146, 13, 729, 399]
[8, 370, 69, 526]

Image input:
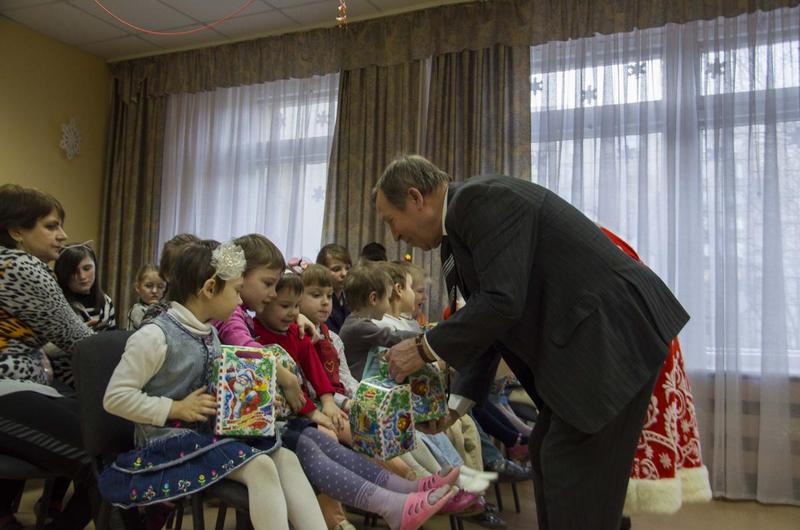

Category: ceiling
[1, 0, 468, 61]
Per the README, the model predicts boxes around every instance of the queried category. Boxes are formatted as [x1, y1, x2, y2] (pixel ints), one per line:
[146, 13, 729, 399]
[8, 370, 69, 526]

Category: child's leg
[269, 448, 328, 530]
[377, 456, 417, 480]
[405, 435, 443, 474]
[317, 494, 348, 530]
[294, 432, 451, 530]
[450, 416, 483, 470]
[420, 432, 464, 468]
[398, 452, 432, 479]
[227, 454, 289, 530]
[299, 428, 418, 493]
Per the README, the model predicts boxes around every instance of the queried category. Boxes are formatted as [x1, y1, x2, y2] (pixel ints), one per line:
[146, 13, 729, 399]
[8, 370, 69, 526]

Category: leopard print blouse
[0, 247, 92, 383]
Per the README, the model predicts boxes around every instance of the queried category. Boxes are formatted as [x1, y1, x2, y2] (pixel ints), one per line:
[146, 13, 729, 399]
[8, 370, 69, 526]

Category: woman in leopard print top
[0, 184, 96, 530]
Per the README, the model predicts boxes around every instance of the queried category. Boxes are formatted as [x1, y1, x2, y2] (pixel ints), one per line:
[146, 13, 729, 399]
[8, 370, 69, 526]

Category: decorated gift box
[262, 344, 305, 420]
[407, 363, 448, 423]
[349, 375, 415, 460]
[212, 345, 276, 437]
[369, 347, 448, 424]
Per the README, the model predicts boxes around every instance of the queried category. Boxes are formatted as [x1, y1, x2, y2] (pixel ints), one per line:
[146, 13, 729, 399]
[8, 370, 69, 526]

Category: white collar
[167, 302, 213, 335]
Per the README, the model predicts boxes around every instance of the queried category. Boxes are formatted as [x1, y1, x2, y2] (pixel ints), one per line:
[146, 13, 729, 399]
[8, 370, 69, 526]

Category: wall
[0, 17, 110, 244]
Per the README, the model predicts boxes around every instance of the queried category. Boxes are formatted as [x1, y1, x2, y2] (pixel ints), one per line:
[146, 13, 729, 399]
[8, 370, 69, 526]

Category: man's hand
[386, 337, 426, 383]
[296, 313, 321, 342]
[276, 364, 306, 412]
[416, 409, 460, 435]
[169, 388, 217, 422]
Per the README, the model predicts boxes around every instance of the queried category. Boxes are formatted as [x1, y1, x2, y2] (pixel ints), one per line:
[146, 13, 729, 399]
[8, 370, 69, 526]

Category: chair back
[72, 330, 135, 463]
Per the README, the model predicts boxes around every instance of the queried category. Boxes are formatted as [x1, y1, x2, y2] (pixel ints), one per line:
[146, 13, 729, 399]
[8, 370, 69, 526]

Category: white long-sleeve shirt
[103, 303, 211, 427]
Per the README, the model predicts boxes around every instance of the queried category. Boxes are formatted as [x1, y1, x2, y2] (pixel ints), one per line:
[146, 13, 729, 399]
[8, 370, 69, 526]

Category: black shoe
[466, 508, 507, 528]
[486, 459, 531, 482]
[620, 516, 631, 530]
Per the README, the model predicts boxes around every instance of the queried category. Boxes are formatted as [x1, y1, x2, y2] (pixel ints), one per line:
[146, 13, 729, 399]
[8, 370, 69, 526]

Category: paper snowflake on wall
[59, 118, 81, 160]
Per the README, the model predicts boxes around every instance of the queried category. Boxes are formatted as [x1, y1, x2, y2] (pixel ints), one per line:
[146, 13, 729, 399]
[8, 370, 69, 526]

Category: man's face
[375, 188, 442, 251]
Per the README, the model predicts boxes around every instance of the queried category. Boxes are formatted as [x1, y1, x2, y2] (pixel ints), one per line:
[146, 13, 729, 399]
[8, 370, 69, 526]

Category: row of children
[98, 233, 513, 530]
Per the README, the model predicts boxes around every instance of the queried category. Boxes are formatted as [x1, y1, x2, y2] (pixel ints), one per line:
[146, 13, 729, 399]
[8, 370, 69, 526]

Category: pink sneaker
[400, 487, 455, 530]
[416, 467, 460, 491]
[507, 442, 529, 461]
[439, 490, 481, 514]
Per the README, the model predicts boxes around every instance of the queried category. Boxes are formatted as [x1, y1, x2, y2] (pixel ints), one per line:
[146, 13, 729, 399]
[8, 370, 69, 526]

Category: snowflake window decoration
[705, 59, 726, 79]
[312, 186, 325, 203]
[531, 77, 544, 95]
[59, 118, 81, 160]
[626, 62, 647, 78]
[581, 85, 597, 104]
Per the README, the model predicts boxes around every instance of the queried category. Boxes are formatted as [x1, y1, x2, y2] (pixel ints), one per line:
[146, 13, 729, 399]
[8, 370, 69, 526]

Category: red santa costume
[600, 227, 712, 514]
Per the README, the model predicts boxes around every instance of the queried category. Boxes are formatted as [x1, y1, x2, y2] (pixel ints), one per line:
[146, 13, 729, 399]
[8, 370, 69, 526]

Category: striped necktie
[440, 236, 458, 314]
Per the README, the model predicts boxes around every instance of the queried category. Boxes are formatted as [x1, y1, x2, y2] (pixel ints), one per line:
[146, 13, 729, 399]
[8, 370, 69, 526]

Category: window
[159, 73, 339, 261]
[530, 13, 800, 374]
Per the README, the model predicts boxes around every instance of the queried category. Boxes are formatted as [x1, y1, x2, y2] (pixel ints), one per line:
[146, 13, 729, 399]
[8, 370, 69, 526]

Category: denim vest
[135, 313, 219, 446]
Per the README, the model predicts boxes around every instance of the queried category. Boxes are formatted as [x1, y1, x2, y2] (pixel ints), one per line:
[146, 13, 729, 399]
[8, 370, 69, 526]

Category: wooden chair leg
[235, 509, 253, 530]
[10, 480, 23, 514]
[511, 482, 521, 513]
[215, 503, 228, 530]
[493, 482, 504, 512]
[93, 501, 111, 530]
[35, 478, 55, 530]
[174, 499, 185, 530]
[190, 495, 206, 530]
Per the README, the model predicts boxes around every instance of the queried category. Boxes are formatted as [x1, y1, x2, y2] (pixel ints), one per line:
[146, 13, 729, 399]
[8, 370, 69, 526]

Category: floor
[14, 479, 800, 529]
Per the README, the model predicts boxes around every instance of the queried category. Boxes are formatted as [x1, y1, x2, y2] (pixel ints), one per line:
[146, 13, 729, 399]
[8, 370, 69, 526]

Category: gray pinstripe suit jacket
[427, 176, 689, 434]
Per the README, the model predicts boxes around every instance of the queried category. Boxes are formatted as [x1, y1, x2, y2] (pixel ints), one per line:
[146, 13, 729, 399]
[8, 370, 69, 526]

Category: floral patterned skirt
[98, 430, 278, 507]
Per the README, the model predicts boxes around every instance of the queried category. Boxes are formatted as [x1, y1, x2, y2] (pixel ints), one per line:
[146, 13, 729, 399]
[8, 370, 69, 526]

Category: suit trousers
[528, 372, 658, 530]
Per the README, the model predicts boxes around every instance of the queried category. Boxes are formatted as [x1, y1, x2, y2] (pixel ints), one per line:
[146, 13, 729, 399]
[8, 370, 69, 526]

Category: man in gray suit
[375, 155, 689, 530]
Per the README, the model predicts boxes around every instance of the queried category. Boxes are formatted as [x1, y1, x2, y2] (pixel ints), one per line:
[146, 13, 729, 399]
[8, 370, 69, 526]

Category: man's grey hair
[373, 154, 451, 209]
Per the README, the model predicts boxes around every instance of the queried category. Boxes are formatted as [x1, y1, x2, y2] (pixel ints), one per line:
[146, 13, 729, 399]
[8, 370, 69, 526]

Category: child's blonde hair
[301, 264, 333, 289]
[400, 262, 426, 286]
[276, 272, 304, 297]
[234, 234, 285, 274]
[376, 262, 408, 302]
[135, 264, 160, 285]
[344, 265, 392, 311]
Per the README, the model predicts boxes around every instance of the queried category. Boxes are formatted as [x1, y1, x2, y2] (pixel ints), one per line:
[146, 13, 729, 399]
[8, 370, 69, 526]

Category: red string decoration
[93, 0, 255, 37]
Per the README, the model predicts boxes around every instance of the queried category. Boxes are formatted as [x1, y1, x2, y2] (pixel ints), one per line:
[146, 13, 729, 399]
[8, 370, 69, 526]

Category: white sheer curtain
[159, 73, 339, 260]
[531, 7, 800, 504]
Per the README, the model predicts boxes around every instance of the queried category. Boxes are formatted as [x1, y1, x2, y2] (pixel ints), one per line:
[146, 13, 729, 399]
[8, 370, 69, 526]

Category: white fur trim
[623, 466, 712, 515]
[623, 476, 682, 515]
[679, 466, 712, 503]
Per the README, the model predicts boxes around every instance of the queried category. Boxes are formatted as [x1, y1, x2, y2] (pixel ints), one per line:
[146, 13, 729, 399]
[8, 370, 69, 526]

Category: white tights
[227, 448, 326, 530]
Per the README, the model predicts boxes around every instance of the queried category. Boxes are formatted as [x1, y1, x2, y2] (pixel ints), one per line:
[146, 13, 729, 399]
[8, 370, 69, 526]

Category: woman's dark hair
[167, 240, 225, 304]
[54, 244, 105, 309]
[316, 243, 352, 267]
[0, 184, 65, 249]
[159, 233, 201, 282]
[360, 242, 387, 262]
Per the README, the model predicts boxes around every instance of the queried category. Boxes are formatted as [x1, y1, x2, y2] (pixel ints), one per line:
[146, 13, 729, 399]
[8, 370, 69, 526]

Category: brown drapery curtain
[420, 44, 532, 317]
[109, 0, 797, 99]
[322, 61, 427, 262]
[98, 82, 167, 324]
[323, 44, 531, 318]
